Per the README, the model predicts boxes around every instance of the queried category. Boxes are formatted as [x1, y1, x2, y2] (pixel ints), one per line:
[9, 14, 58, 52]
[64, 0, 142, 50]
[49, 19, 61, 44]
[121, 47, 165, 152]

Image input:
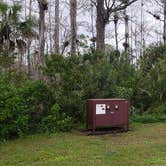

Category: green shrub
[0, 74, 73, 140]
[0, 81, 29, 140]
[130, 114, 166, 123]
[1, 45, 166, 140]
[20, 81, 54, 132]
[41, 104, 72, 133]
[147, 103, 166, 115]
[114, 86, 133, 99]
[45, 52, 136, 123]
[135, 45, 166, 112]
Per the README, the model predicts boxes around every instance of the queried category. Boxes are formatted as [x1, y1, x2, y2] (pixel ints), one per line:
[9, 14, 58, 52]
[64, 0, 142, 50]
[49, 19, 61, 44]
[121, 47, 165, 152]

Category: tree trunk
[124, 11, 129, 52]
[140, 0, 144, 56]
[96, 0, 106, 52]
[54, 0, 60, 54]
[27, 0, 32, 76]
[48, 0, 53, 54]
[37, 0, 47, 80]
[164, 0, 166, 44]
[114, 13, 119, 50]
[90, 2, 95, 49]
[130, 13, 133, 63]
[95, 0, 137, 53]
[38, 0, 46, 67]
[70, 0, 77, 55]
[134, 20, 138, 62]
[24, 0, 27, 19]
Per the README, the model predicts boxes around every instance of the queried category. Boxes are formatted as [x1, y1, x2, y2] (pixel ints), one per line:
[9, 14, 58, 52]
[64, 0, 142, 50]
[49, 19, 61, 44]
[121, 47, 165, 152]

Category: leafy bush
[130, 114, 166, 123]
[147, 103, 166, 115]
[135, 45, 166, 112]
[45, 51, 136, 122]
[0, 75, 72, 141]
[41, 104, 72, 133]
[114, 86, 133, 99]
[0, 81, 29, 140]
[1, 45, 166, 140]
[20, 81, 54, 132]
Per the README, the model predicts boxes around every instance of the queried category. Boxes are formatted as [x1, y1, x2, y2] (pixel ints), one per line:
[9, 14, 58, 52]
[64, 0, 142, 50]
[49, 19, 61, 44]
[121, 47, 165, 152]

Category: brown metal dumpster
[86, 99, 130, 132]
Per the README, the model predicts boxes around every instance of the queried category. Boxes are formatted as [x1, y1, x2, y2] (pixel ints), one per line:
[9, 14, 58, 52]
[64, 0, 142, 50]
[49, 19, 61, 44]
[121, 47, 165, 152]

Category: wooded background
[1, 0, 165, 75]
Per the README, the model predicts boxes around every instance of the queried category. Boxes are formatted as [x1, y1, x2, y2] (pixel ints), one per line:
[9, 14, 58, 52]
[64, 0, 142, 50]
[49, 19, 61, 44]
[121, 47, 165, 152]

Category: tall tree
[70, 0, 77, 54]
[96, 0, 105, 52]
[124, 10, 129, 52]
[37, 0, 48, 68]
[114, 12, 119, 50]
[0, 3, 29, 66]
[48, 0, 53, 53]
[93, 0, 137, 52]
[27, 0, 32, 76]
[54, 0, 60, 54]
[163, 0, 166, 44]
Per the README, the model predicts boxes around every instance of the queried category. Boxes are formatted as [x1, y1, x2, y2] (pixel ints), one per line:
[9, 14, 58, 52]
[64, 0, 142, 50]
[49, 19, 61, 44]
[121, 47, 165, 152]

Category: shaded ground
[0, 123, 166, 166]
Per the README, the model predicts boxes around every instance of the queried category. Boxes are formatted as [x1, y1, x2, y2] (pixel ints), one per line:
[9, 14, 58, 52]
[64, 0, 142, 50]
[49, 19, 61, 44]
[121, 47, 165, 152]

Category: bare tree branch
[111, 0, 138, 13]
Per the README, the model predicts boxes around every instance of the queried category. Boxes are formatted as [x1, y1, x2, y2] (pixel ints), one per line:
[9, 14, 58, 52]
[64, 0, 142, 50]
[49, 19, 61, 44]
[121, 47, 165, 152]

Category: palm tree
[0, 2, 37, 72]
[0, 2, 18, 69]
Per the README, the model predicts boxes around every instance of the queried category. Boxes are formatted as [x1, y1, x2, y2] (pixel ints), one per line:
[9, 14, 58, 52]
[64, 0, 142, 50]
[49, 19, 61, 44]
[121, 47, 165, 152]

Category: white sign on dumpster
[96, 104, 106, 114]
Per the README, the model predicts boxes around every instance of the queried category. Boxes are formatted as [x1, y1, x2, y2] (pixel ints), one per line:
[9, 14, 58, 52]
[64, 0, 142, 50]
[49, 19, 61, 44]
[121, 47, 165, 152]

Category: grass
[0, 123, 166, 166]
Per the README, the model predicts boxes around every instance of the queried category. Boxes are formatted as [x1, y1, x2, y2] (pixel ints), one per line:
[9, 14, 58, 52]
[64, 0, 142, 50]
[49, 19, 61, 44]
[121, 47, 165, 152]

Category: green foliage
[114, 86, 133, 99]
[0, 1, 8, 15]
[9, 3, 22, 23]
[1, 0, 166, 143]
[45, 51, 136, 122]
[41, 104, 72, 133]
[131, 114, 166, 123]
[45, 46, 166, 125]
[45, 55, 87, 121]
[19, 81, 54, 133]
[0, 50, 15, 69]
[147, 103, 166, 115]
[0, 80, 29, 139]
[134, 45, 166, 113]
[0, 1, 36, 68]
[1, 43, 166, 140]
[0, 72, 72, 140]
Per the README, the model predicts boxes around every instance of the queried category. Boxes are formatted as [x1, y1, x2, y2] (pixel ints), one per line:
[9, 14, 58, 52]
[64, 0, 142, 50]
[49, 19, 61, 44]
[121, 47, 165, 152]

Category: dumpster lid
[87, 98, 128, 101]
